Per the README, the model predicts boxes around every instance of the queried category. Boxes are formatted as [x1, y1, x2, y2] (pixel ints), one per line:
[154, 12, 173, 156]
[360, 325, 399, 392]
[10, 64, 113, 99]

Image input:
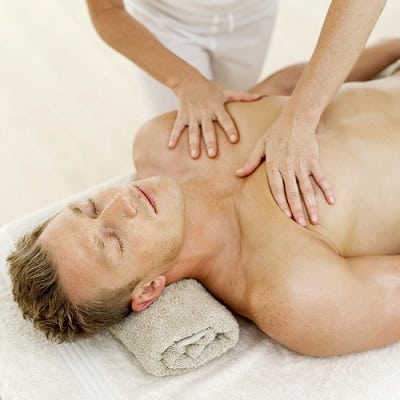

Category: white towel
[376, 59, 400, 78]
[3, 175, 400, 399]
[109, 279, 239, 376]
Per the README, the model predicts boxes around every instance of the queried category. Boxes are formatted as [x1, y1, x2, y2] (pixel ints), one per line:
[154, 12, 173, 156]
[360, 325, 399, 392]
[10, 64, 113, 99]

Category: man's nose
[100, 193, 137, 222]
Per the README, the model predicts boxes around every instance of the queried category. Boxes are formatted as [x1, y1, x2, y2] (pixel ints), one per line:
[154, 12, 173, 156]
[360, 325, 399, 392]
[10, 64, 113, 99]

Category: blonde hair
[7, 218, 137, 343]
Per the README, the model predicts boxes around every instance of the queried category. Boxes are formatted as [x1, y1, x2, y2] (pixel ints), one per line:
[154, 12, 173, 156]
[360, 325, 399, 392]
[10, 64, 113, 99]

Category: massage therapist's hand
[236, 111, 335, 226]
[168, 72, 261, 159]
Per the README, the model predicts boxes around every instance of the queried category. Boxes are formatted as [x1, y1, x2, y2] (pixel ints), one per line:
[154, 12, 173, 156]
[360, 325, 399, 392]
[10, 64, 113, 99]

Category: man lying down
[8, 39, 400, 357]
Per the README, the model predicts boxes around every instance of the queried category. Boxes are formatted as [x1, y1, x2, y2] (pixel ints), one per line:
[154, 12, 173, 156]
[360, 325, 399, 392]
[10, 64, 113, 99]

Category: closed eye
[105, 228, 124, 253]
[114, 233, 124, 253]
[88, 198, 98, 217]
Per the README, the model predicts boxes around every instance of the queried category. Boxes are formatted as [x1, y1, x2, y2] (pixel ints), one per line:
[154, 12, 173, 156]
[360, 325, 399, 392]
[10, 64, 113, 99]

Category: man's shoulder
[133, 111, 176, 158]
[133, 112, 193, 178]
[132, 109, 245, 183]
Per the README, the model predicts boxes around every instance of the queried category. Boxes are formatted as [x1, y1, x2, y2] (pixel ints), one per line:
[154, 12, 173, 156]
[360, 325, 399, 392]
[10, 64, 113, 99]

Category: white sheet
[2, 173, 400, 400]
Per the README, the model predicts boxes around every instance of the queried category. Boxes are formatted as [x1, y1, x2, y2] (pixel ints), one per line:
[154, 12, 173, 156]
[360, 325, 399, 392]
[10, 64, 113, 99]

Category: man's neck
[163, 179, 243, 296]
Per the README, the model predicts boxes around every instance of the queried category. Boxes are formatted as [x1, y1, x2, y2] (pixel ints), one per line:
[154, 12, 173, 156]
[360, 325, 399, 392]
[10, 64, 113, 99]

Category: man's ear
[130, 276, 166, 312]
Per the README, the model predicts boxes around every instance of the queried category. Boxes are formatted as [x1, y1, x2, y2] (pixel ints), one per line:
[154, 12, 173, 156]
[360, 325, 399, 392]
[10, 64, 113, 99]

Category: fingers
[188, 120, 201, 159]
[266, 162, 292, 219]
[187, 109, 219, 158]
[215, 108, 238, 143]
[201, 116, 217, 157]
[198, 105, 239, 156]
[295, 160, 335, 225]
[236, 138, 265, 177]
[311, 162, 335, 205]
[283, 171, 308, 226]
[296, 165, 318, 225]
[169, 82, 257, 158]
[169, 114, 187, 149]
[268, 165, 314, 227]
[276, 162, 334, 226]
[170, 108, 238, 159]
[237, 142, 312, 226]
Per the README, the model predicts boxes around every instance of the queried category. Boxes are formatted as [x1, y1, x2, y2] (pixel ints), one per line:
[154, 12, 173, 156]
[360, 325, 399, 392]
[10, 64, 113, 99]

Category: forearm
[252, 37, 400, 97]
[86, 0, 201, 91]
[287, 0, 386, 127]
[239, 1, 386, 223]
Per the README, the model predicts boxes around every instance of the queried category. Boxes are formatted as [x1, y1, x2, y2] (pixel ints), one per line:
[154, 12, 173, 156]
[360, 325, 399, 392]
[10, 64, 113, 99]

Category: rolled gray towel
[109, 279, 239, 376]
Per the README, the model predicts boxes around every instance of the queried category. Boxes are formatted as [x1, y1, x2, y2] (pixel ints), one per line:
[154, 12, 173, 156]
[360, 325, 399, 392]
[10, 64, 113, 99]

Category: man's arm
[250, 38, 400, 97]
[256, 248, 400, 357]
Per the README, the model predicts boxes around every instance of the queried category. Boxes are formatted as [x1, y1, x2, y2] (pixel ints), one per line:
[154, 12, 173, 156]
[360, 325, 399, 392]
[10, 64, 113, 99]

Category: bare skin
[132, 56, 400, 357]
[86, 0, 261, 159]
[238, 0, 386, 225]
[87, 0, 386, 224]
[40, 40, 400, 357]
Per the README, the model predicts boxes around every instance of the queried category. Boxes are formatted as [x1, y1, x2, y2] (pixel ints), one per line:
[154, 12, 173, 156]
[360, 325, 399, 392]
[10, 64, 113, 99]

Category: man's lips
[135, 186, 157, 214]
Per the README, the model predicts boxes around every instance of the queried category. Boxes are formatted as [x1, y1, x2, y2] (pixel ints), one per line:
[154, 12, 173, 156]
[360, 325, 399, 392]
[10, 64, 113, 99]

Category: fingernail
[298, 217, 306, 226]
[208, 148, 216, 157]
[230, 134, 237, 142]
[311, 213, 318, 224]
[191, 150, 198, 158]
[236, 168, 243, 174]
[329, 196, 335, 204]
[168, 141, 174, 147]
[284, 210, 291, 218]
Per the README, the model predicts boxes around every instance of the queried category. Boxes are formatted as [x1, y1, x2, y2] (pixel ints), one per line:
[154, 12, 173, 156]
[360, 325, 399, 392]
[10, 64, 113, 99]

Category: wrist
[283, 98, 321, 133]
[167, 65, 204, 94]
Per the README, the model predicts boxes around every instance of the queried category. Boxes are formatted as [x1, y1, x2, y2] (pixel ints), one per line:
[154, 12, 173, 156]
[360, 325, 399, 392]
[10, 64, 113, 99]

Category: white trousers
[125, 0, 279, 116]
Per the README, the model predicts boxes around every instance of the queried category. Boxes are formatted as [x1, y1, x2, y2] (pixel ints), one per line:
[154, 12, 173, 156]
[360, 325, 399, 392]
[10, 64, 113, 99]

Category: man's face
[39, 176, 185, 302]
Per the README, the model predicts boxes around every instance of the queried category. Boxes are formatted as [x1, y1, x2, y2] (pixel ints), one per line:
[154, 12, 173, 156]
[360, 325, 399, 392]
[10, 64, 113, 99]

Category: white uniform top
[124, 0, 277, 35]
[122, 0, 278, 115]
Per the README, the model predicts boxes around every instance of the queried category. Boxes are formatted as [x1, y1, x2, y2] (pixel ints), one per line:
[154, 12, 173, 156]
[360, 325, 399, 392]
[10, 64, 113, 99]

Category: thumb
[225, 90, 262, 103]
[236, 139, 266, 177]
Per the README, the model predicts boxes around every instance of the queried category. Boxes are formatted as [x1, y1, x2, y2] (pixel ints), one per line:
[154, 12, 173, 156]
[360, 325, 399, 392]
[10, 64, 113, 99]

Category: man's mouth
[135, 186, 157, 214]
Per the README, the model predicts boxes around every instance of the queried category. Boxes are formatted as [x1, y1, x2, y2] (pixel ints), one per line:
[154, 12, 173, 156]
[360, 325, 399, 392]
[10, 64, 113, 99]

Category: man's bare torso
[133, 74, 400, 347]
